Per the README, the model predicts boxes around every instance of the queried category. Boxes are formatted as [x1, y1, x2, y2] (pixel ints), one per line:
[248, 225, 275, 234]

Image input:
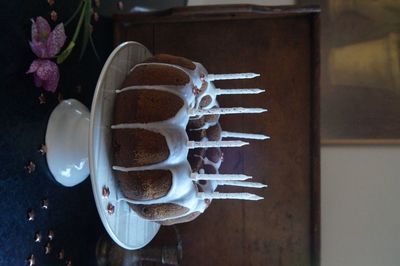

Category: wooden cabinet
[114, 5, 320, 266]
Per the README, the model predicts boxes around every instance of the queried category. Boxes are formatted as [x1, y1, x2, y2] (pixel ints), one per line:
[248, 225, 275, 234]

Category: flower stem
[57, 0, 87, 64]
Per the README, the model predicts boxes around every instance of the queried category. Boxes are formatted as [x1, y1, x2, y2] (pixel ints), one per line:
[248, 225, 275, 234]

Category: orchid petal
[47, 23, 66, 57]
[30, 41, 48, 58]
[31, 19, 39, 43]
[36, 60, 58, 80]
[34, 17, 51, 43]
[35, 60, 59, 92]
[26, 60, 41, 74]
[33, 73, 43, 87]
[42, 65, 59, 92]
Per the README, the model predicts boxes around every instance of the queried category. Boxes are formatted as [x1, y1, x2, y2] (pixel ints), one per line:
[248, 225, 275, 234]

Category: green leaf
[57, 41, 76, 64]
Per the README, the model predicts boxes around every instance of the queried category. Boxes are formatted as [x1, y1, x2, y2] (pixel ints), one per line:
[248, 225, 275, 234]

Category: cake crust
[115, 170, 173, 200]
[112, 128, 170, 167]
[114, 89, 184, 124]
[123, 64, 190, 87]
[206, 123, 222, 141]
[129, 203, 189, 220]
[144, 54, 196, 70]
[110, 53, 265, 225]
[188, 148, 206, 172]
[203, 164, 217, 174]
[205, 148, 222, 164]
[158, 211, 202, 226]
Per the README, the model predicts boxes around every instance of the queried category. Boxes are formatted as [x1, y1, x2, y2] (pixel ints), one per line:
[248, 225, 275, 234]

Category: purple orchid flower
[27, 17, 66, 92]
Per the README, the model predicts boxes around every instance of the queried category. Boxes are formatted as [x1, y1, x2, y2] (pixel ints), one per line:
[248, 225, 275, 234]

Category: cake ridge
[112, 54, 268, 224]
[116, 84, 195, 106]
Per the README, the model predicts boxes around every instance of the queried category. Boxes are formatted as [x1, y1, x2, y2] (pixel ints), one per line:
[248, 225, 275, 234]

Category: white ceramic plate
[89, 42, 160, 250]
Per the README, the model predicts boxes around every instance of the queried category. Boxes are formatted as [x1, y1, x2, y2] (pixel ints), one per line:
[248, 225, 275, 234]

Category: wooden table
[114, 5, 320, 266]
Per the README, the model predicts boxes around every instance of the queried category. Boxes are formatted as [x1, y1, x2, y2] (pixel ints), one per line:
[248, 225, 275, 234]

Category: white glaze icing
[111, 64, 214, 218]
[111, 59, 266, 223]
[117, 85, 195, 108]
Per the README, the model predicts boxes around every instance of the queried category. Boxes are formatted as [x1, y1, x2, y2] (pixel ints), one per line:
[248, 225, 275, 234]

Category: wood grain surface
[114, 5, 320, 266]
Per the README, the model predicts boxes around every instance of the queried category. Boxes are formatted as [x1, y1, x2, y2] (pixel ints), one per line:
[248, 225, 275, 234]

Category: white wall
[188, 0, 294, 6]
[322, 145, 400, 266]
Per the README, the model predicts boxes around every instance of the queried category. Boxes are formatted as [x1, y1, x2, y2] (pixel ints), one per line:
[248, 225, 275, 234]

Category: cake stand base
[45, 99, 90, 187]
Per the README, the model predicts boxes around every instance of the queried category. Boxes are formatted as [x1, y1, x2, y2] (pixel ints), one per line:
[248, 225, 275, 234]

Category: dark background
[0, 0, 112, 265]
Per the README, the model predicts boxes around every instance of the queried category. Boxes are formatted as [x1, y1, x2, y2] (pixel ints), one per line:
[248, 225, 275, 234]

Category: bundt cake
[111, 54, 269, 225]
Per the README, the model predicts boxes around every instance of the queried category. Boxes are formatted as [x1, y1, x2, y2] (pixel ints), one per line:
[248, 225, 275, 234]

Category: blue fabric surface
[0, 0, 114, 264]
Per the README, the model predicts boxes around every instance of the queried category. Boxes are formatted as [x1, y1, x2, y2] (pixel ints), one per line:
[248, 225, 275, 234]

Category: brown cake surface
[122, 64, 190, 87]
[114, 89, 184, 124]
[199, 95, 212, 108]
[187, 114, 220, 130]
[158, 211, 202, 226]
[203, 164, 217, 174]
[112, 128, 170, 167]
[144, 54, 196, 70]
[129, 203, 189, 220]
[205, 148, 222, 164]
[206, 123, 222, 141]
[112, 56, 200, 225]
[188, 148, 206, 172]
[112, 54, 262, 225]
[204, 113, 220, 125]
[187, 128, 206, 141]
[115, 170, 173, 200]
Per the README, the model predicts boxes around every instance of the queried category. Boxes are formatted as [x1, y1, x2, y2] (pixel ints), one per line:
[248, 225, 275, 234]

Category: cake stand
[45, 42, 160, 250]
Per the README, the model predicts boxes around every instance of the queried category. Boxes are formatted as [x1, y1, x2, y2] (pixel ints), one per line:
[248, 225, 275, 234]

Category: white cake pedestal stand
[45, 42, 160, 250]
